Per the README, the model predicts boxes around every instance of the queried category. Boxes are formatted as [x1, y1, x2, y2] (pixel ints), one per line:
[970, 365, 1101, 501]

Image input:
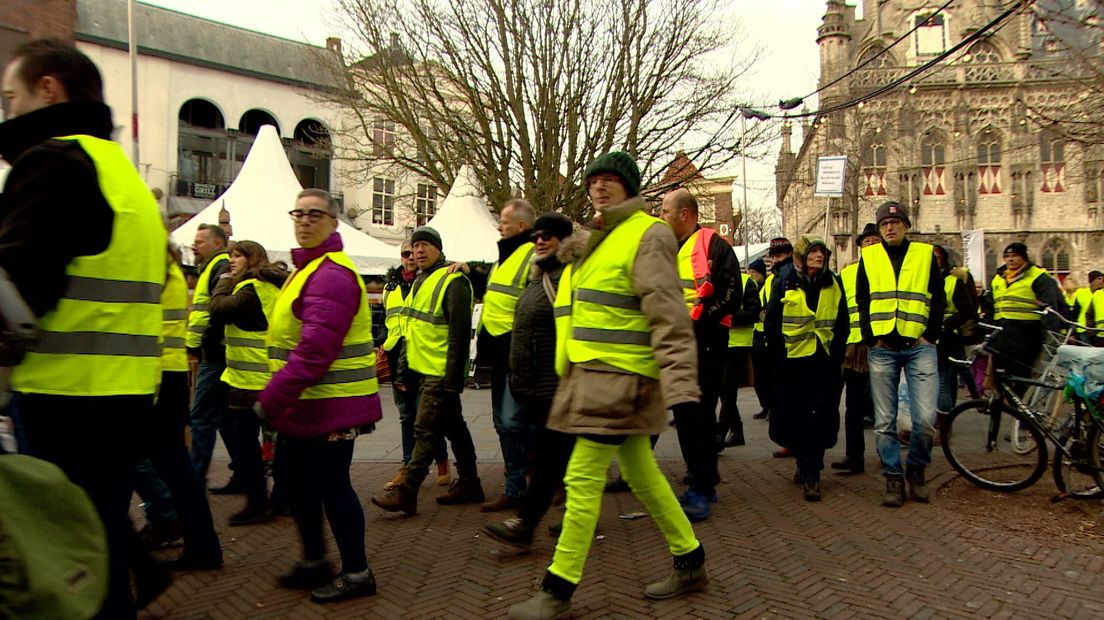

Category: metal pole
[127, 0, 139, 168]
[740, 114, 749, 266]
[824, 197, 831, 242]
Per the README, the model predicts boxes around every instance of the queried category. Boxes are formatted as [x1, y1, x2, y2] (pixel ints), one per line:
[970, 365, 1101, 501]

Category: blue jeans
[134, 459, 178, 526]
[868, 343, 938, 477]
[491, 367, 532, 497]
[188, 359, 229, 482]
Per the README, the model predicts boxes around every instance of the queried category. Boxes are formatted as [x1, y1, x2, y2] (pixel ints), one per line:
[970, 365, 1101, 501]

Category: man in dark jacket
[485, 212, 576, 548]
[0, 39, 167, 619]
[932, 245, 979, 415]
[658, 187, 742, 520]
[985, 242, 1063, 381]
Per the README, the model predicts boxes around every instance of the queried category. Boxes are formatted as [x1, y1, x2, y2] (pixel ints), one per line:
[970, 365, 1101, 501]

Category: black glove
[670, 401, 701, 419]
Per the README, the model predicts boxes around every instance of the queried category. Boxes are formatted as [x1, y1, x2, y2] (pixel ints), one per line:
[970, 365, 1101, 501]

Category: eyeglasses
[401, 250, 413, 258]
[534, 231, 556, 242]
[288, 209, 334, 222]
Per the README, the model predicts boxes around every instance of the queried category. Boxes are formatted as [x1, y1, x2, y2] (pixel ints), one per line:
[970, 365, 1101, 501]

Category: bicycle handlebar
[1035, 306, 1104, 334]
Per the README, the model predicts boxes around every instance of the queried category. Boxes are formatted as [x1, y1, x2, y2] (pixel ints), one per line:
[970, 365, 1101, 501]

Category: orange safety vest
[679, 227, 732, 327]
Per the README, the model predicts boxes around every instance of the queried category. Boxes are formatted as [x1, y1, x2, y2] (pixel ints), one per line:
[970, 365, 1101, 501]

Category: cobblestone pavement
[142, 388, 1104, 619]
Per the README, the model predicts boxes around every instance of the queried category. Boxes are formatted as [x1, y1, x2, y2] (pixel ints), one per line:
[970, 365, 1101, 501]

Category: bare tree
[319, 0, 761, 221]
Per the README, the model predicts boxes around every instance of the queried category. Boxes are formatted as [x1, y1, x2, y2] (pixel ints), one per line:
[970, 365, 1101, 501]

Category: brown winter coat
[546, 196, 700, 436]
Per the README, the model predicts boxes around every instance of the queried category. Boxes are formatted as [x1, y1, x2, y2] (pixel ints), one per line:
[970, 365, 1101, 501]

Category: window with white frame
[914, 12, 946, 56]
[372, 120, 395, 157]
[372, 177, 395, 225]
[415, 183, 437, 226]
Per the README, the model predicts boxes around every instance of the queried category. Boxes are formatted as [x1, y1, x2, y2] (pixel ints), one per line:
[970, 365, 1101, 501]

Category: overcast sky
[143, 0, 826, 214]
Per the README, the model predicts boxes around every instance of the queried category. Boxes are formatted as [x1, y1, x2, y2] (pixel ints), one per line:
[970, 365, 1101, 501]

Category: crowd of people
[3, 39, 1104, 620]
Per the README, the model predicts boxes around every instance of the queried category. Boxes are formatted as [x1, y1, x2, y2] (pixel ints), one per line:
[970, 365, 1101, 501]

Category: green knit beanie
[583, 151, 641, 198]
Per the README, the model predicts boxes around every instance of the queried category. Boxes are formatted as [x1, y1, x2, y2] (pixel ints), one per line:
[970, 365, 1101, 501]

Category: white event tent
[170, 125, 398, 274]
[422, 165, 500, 263]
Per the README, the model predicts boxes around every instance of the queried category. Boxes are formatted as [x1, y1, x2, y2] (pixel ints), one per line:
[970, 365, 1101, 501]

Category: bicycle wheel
[941, 399, 1048, 492]
[1053, 420, 1104, 499]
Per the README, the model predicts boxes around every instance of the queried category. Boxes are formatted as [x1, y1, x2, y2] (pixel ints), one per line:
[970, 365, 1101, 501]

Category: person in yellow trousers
[208, 240, 288, 526]
[509, 152, 706, 620]
[257, 189, 382, 603]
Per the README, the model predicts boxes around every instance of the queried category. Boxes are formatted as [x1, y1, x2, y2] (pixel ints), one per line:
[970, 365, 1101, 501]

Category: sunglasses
[533, 231, 558, 242]
[401, 250, 413, 258]
[288, 209, 334, 222]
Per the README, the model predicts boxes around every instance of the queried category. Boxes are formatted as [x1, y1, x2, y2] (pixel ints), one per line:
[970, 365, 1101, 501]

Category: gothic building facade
[775, 0, 1102, 285]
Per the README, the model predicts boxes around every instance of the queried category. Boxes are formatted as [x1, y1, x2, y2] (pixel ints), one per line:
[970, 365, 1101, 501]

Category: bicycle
[1009, 325, 1074, 454]
[939, 309, 1104, 499]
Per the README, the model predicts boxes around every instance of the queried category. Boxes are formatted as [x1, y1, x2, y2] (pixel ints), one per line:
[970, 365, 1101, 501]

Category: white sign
[719, 224, 730, 236]
[962, 230, 986, 286]
[814, 156, 848, 197]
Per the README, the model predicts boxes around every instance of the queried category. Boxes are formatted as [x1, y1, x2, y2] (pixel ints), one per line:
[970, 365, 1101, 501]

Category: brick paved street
[143, 388, 1104, 619]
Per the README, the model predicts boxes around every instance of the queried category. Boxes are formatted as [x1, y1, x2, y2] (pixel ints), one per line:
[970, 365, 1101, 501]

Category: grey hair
[503, 198, 535, 227]
[197, 223, 228, 247]
[297, 188, 340, 215]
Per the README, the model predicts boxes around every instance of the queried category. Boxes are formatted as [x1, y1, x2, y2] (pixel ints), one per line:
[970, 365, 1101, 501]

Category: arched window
[178, 99, 225, 129]
[1040, 127, 1065, 193]
[857, 44, 895, 68]
[239, 109, 280, 136]
[1040, 238, 1070, 278]
[921, 132, 946, 195]
[290, 119, 333, 191]
[967, 41, 1001, 64]
[964, 41, 1007, 82]
[863, 142, 888, 196]
[977, 127, 1002, 195]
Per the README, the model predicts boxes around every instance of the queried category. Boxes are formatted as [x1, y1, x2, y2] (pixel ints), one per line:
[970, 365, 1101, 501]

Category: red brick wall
[1, 0, 77, 70]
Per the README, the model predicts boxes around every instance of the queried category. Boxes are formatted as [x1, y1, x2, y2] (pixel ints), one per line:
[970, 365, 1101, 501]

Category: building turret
[817, 1, 853, 109]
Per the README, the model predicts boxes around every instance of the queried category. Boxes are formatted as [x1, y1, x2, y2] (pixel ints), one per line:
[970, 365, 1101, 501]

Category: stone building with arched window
[775, 0, 1103, 286]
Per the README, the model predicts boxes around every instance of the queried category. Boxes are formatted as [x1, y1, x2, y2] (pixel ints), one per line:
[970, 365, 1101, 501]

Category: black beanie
[411, 226, 443, 251]
[1003, 242, 1029, 261]
[875, 201, 911, 227]
[583, 151, 641, 198]
[533, 212, 574, 240]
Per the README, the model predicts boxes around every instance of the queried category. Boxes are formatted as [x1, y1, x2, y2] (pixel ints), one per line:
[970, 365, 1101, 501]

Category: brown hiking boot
[906, 466, 930, 503]
[382, 465, 407, 491]
[436, 477, 485, 505]
[882, 475, 905, 508]
[371, 484, 417, 515]
[436, 460, 451, 486]
[481, 494, 521, 513]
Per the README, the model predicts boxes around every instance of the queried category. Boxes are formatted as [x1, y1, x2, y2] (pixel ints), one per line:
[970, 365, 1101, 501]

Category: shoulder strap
[542, 273, 556, 304]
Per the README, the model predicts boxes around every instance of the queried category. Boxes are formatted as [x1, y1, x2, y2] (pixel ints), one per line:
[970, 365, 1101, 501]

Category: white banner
[962, 229, 986, 286]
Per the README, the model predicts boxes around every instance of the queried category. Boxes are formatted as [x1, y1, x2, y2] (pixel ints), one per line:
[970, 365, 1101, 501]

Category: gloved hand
[253, 401, 267, 422]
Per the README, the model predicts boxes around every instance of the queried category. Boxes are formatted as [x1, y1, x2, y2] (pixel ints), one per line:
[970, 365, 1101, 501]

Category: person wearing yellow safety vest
[1082, 270, 1104, 346]
[372, 225, 486, 515]
[985, 242, 1064, 382]
[509, 152, 706, 620]
[449, 199, 536, 512]
[765, 236, 848, 502]
[753, 238, 794, 427]
[138, 246, 223, 586]
[186, 223, 233, 488]
[1061, 274, 1093, 343]
[832, 223, 881, 475]
[747, 258, 772, 420]
[932, 245, 979, 418]
[209, 240, 288, 527]
[255, 189, 383, 603]
[655, 187, 741, 521]
[717, 268, 761, 449]
[0, 39, 169, 617]
[380, 240, 451, 491]
[855, 201, 946, 508]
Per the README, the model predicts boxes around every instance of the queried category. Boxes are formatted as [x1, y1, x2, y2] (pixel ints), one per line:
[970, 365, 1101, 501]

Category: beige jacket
[546, 197, 700, 436]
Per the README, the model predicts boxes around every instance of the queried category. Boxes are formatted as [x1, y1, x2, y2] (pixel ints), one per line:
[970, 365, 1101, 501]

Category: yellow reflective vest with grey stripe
[754, 273, 773, 333]
[991, 265, 1045, 322]
[266, 251, 378, 399]
[861, 242, 934, 339]
[404, 266, 472, 377]
[1066, 287, 1092, 333]
[943, 273, 959, 320]
[729, 273, 754, 348]
[557, 210, 662, 379]
[186, 252, 229, 348]
[480, 241, 535, 336]
[381, 284, 407, 351]
[221, 278, 279, 390]
[162, 259, 190, 372]
[11, 134, 166, 396]
[780, 276, 843, 358]
[839, 262, 862, 345]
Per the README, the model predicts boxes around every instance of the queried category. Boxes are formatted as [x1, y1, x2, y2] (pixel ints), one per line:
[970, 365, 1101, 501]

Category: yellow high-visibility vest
[12, 135, 165, 396]
[991, 265, 1045, 322]
[553, 264, 573, 376]
[381, 284, 408, 351]
[754, 273, 774, 333]
[1093, 289, 1104, 334]
[559, 210, 661, 379]
[266, 252, 378, 399]
[780, 276, 843, 358]
[862, 242, 934, 339]
[186, 252, 230, 349]
[221, 278, 279, 391]
[404, 266, 471, 377]
[480, 242, 535, 336]
[943, 274, 959, 320]
[839, 262, 862, 345]
[1067, 287, 1093, 331]
[162, 259, 189, 373]
[729, 273, 755, 348]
